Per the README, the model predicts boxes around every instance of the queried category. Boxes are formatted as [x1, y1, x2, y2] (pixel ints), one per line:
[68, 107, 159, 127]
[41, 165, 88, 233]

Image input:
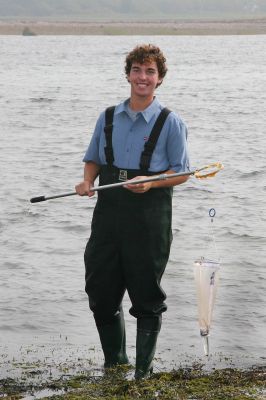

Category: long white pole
[30, 169, 195, 203]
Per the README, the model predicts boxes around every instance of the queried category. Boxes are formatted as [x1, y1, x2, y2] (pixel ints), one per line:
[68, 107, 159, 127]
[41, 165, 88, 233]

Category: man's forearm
[125, 169, 189, 193]
[150, 169, 189, 189]
[75, 162, 100, 196]
[84, 161, 100, 184]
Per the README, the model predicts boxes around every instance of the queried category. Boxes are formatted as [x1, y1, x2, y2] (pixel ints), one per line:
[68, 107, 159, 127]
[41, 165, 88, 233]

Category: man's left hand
[124, 176, 152, 193]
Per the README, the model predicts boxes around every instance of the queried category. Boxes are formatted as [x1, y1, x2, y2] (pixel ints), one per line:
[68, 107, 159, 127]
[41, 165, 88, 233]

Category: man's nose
[139, 70, 147, 79]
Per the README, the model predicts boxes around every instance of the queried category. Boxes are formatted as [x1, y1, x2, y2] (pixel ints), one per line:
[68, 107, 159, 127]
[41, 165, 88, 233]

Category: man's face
[127, 61, 162, 99]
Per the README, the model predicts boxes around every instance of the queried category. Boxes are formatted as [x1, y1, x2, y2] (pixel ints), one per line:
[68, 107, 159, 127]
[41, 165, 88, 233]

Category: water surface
[0, 35, 265, 378]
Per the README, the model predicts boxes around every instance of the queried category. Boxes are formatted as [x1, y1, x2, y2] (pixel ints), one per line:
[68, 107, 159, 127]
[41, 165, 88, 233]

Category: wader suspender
[104, 106, 116, 166]
[139, 107, 171, 171]
[104, 106, 171, 171]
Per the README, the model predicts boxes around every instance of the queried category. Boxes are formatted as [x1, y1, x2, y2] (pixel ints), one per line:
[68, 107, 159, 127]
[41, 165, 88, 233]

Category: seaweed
[1, 364, 265, 400]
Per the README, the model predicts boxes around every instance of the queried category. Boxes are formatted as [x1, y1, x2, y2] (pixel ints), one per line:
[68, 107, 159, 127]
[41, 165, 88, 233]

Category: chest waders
[84, 106, 173, 377]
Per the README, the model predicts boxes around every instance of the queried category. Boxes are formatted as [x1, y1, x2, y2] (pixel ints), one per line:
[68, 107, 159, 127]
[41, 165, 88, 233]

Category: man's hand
[124, 176, 152, 194]
[75, 181, 95, 197]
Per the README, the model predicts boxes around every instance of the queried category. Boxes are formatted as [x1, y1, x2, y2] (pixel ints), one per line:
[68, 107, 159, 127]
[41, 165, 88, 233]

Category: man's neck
[129, 95, 154, 111]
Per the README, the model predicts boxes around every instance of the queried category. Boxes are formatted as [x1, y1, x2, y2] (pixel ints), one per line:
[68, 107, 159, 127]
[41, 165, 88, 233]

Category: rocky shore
[0, 18, 266, 35]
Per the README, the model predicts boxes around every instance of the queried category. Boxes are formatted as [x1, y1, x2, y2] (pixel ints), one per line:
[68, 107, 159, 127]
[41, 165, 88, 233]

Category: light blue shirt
[83, 97, 189, 173]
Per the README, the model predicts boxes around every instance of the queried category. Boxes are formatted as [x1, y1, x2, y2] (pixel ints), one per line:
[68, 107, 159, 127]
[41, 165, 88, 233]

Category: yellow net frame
[194, 162, 224, 179]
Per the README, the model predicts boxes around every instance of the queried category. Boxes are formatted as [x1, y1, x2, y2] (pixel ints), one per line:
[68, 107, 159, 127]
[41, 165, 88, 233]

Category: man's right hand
[75, 181, 95, 197]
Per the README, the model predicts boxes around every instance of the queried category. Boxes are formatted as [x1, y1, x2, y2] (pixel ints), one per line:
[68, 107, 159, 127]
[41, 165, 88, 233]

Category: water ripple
[0, 35, 265, 367]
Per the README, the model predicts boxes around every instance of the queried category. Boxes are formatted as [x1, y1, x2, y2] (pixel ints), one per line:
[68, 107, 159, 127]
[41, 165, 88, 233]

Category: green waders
[135, 315, 162, 379]
[84, 107, 173, 376]
[96, 308, 129, 367]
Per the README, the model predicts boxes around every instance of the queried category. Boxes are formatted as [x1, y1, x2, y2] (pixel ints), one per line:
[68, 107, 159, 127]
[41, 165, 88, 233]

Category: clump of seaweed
[1, 363, 265, 400]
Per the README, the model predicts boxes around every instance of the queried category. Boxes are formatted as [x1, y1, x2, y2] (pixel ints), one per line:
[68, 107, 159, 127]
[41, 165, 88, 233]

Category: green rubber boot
[134, 316, 162, 380]
[96, 310, 129, 368]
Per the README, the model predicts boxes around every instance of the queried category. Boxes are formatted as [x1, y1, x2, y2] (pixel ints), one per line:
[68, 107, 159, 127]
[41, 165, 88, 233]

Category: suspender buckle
[118, 170, 128, 182]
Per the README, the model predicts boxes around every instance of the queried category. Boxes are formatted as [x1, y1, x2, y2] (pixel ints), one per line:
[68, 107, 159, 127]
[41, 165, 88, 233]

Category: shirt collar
[115, 97, 161, 123]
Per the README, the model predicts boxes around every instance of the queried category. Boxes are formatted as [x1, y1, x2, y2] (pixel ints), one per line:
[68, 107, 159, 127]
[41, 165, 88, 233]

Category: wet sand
[0, 18, 266, 35]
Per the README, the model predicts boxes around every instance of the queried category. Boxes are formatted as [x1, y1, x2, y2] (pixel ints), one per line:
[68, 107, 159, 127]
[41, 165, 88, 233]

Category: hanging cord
[202, 208, 221, 263]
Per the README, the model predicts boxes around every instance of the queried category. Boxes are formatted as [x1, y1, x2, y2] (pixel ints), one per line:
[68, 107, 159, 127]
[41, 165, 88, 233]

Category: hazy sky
[0, 0, 265, 19]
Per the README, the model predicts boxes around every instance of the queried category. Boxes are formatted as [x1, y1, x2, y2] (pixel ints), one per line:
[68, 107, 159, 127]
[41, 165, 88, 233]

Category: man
[75, 44, 190, 379]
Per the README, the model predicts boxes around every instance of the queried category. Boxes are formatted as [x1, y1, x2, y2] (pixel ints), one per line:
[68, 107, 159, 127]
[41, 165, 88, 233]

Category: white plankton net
[194, 208, 221, 357]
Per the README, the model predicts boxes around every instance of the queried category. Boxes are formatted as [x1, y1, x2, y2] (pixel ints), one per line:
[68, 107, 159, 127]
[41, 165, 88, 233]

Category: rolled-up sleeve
[83, 112, 105, 164]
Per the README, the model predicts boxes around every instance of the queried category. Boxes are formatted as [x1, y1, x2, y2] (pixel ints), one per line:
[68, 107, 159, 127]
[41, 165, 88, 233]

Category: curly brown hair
[125, 44, 167, 86]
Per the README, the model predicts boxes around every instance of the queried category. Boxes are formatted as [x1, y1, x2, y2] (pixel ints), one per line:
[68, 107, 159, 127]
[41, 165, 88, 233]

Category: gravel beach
[0, 18, 266, 35]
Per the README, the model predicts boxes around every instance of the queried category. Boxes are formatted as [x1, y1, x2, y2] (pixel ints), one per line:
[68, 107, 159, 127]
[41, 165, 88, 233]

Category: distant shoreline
[0, 18, 266, 35]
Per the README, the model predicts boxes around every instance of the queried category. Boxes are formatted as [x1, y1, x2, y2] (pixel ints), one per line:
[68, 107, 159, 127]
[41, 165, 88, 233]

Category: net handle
[30, 162, 224, 203]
